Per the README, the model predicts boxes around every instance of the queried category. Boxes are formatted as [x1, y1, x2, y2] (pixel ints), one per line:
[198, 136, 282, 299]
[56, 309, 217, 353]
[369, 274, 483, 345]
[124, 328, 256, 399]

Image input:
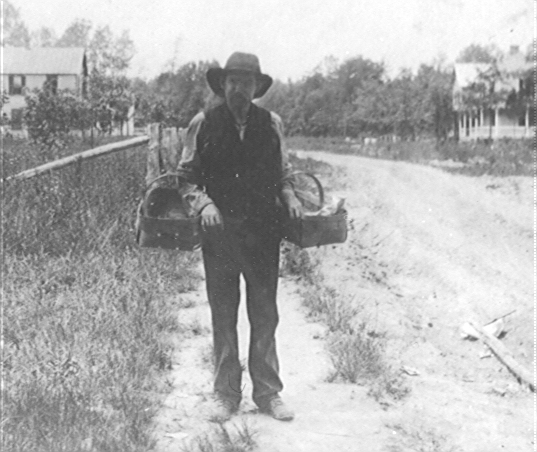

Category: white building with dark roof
[453, 45, 534, 141]
[1, 47, 88, 129]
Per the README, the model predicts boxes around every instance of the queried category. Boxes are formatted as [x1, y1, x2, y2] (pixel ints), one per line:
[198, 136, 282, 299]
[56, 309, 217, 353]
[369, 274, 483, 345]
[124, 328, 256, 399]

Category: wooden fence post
[145, 124, 185, 185]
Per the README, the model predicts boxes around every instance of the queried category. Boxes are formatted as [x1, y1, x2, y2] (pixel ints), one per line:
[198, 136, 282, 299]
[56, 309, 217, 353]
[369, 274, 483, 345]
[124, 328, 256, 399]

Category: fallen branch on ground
[469, 321, 534, 392]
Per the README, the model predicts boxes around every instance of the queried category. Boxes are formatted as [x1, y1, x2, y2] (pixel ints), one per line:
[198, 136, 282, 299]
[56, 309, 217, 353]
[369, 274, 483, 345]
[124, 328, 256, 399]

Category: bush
[24, 85, 92, 149]
[279, 241, 319, 283]
[327, 327, 386, 383]
[301, 285, 360, 333]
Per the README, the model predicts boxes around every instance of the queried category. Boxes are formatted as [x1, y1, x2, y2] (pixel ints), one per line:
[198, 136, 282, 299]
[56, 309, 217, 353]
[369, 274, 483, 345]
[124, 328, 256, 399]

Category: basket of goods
[281, 171, 347, 248]
[135, 173, 201, 251]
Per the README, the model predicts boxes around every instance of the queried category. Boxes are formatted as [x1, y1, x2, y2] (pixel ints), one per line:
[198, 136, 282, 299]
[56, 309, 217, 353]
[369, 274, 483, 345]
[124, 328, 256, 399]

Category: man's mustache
[230, 92, 248, 103]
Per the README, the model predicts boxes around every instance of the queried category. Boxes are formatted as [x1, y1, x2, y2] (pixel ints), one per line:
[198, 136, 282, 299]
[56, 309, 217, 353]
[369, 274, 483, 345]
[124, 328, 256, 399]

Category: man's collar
[225, 102, 254, 127]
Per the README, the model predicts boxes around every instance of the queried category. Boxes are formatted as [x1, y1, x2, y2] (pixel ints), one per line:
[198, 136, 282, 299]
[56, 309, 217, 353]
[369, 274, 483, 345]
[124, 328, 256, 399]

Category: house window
[9, 75, 25, 95]
[45, 75, 59, 94]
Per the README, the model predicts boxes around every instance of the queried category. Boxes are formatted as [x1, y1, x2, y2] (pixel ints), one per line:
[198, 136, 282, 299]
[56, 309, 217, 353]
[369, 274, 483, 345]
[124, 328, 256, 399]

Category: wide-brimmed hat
[206, 52, 273, 99]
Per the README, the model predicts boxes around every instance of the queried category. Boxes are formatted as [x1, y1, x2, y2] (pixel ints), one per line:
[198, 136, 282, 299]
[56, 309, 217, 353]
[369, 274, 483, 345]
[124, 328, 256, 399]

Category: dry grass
[182, 420, 258, 452]
[279, 241, 320, 283]
[282, 240, 409, 405]
[1, 137, 200, 451]
[300, 285, 359, 333]
[282, 151, 410, 405]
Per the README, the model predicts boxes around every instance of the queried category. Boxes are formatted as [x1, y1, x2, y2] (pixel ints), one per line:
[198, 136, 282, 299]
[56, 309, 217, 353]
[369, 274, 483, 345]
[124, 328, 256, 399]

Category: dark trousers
[201, 220, 283, 406]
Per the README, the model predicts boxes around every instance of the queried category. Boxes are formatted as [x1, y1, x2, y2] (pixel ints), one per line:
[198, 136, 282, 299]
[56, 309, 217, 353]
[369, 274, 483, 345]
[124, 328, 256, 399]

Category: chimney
[509, 45, 519, 55]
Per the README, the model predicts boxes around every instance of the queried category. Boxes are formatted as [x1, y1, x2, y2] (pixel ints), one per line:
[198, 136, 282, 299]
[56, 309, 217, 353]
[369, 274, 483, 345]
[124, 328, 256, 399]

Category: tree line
[2, 0, 534, 147]
[134, 42, 532, 142]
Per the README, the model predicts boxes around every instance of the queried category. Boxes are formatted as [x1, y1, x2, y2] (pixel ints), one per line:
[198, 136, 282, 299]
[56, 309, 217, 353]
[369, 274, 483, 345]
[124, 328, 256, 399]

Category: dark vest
[197, 103, 282, 228]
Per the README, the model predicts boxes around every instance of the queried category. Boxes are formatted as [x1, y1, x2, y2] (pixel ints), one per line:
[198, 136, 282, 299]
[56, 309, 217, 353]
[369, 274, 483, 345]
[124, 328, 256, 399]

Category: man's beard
[229, 92, 249, 110]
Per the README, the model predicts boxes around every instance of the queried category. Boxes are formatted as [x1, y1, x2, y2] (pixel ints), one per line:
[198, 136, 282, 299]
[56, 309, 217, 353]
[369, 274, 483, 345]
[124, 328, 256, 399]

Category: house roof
[2, 47, 87, 75]
[499, 51, 532, 75]
[453, 63, 490, 88]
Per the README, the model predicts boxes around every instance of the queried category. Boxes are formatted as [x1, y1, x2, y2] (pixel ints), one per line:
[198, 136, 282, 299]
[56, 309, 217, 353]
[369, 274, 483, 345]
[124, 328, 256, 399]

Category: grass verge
[286, 135, 533, 177]
[182, 420, 258, 452]
[2, 137, 200, 451]
[280, 152, 409, 406]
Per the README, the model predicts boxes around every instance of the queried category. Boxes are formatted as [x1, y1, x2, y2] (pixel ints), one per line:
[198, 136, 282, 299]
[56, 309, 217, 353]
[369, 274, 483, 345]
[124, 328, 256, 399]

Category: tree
[1, 1, 31, 47]
[351, 79, 391, 136]
[55, 19, 92, 47]
[413, 64, 454, 141]
[144, 60, 218, 128]
[30, 27, 58, 47]
[460, 64, 507, 139]
[88, 26, 135, 76]
[333, 57, 386, 136]
[456, 43, 501, 64]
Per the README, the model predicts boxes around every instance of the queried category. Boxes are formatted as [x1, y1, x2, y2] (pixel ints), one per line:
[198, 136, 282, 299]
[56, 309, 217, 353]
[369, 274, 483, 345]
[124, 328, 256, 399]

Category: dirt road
[153, 152, 534, 452]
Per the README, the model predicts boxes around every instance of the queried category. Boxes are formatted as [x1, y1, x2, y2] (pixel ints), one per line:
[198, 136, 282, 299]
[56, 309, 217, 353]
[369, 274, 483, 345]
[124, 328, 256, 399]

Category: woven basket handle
[282, 171, 325, 209]
[145, 172, 188, 192]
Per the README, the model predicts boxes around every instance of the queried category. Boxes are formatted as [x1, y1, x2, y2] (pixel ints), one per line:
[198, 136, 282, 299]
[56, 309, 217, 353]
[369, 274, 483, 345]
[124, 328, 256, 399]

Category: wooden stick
[469, 321, 534, 392]
[484, 309, 516, 326]
[3, 135, 150, 182]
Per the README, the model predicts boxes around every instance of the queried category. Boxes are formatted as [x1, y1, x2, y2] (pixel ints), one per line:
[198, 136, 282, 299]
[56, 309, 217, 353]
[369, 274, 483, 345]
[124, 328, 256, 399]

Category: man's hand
[282, 192, 304, 220]
[200, 204, 224, 230]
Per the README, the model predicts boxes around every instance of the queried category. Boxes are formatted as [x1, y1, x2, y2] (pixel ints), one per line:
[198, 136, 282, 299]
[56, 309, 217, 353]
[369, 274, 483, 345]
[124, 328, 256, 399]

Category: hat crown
[224, 52, 262, 74]
[206, 52, 273, 98]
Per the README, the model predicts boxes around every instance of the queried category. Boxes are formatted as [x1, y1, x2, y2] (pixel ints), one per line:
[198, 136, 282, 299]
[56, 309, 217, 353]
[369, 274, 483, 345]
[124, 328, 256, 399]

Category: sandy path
[298, 151, 534, 452]
[153, 152, 534, 452]
[153, 274, 389, 451]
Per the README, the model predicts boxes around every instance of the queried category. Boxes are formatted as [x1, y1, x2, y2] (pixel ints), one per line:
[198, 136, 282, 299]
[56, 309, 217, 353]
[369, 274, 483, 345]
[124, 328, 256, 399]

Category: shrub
[183, 420, 258, 452]
[301, 285, 360, 333]
[24, 85, 92, 149]
[279, 241, 319, 283]
[326, 326, 386, 383]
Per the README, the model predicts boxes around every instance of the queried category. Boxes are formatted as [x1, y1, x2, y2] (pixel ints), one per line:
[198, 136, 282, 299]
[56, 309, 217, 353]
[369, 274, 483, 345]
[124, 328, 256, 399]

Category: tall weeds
[282, 151, 409, 405]
[2, 137, 199, 451]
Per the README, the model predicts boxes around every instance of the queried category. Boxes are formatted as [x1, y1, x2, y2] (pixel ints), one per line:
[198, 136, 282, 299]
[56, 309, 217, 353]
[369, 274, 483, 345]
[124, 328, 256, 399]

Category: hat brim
[206, 67, 273, 99]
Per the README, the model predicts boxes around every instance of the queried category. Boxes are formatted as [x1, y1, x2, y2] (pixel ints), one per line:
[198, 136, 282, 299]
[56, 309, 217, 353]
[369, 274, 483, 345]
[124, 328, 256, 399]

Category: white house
[453, 46, 534, 141]
[1, 47, 88, 129]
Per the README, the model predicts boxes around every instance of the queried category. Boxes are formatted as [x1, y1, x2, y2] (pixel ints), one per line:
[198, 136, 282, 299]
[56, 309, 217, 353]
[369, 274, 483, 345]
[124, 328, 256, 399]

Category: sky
[7, 0, 535, 81]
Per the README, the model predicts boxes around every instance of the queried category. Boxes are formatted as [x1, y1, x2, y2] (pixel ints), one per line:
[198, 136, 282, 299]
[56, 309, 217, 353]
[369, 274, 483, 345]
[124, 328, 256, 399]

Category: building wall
[58, 75, 78, 91]
[26, 75, 47, 90]
[1, 74, 81, 120]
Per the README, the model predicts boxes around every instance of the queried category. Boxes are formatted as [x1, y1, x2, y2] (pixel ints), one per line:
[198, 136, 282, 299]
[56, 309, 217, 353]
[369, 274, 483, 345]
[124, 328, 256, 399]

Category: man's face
[223, 72, 257, 112]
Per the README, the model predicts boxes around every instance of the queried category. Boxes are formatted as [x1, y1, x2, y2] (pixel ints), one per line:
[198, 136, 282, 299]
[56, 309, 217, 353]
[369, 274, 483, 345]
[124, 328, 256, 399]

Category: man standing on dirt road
[179, 52, 303, 422]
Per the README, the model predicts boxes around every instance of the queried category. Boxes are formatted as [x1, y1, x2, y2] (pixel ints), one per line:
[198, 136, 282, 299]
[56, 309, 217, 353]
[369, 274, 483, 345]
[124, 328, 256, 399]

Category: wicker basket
[281, 172, 347, 248]
[135, 173, 201, 251]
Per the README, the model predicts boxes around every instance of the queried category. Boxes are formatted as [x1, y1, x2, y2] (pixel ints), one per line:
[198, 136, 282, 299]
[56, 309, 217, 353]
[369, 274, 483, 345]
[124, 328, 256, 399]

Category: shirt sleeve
[178, 112, 215, 215]
[270, 111, 295, 195]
